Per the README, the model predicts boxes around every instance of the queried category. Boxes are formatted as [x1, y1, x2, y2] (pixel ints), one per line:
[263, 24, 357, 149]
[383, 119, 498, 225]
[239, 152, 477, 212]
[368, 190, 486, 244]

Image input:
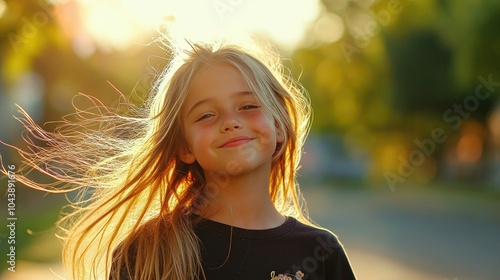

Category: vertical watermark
[5, 164, 17, 272]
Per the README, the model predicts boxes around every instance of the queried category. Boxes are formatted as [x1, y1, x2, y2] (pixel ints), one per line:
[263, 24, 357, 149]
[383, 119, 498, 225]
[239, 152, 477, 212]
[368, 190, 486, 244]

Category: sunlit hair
[0, 38, 312, 279]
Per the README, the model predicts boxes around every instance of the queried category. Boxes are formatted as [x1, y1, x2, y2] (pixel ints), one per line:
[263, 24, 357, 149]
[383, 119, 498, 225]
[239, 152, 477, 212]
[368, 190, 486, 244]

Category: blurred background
[1, 0, 500, 279]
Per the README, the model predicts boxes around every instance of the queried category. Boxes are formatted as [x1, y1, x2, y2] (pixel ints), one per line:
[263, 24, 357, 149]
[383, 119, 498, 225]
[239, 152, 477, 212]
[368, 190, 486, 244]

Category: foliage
[1, 0, 499, 184]
[291, 0, 500, 182]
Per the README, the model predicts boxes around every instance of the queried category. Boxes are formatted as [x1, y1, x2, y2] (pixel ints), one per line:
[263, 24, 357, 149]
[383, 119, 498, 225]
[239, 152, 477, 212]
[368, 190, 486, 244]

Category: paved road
[2, 183, 499, 280]
[302, 183, 500, 280]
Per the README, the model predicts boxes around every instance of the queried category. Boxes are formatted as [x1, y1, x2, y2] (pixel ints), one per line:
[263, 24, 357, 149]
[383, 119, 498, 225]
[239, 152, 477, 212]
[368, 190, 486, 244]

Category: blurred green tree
[293, 0, 500, 183]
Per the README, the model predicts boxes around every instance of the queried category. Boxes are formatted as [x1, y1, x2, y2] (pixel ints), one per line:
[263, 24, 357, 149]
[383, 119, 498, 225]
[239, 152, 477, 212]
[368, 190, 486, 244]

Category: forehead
[185, 62, 251, 104]
[192, 62, 247, 90]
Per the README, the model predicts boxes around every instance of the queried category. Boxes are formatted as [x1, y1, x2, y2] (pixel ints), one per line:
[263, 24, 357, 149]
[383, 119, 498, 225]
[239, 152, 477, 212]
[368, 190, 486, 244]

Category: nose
[221, 116, 242, 132]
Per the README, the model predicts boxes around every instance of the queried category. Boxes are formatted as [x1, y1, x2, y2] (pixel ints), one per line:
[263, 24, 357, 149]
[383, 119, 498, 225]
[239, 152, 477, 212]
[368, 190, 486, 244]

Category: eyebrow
[187, 91, 254, 116]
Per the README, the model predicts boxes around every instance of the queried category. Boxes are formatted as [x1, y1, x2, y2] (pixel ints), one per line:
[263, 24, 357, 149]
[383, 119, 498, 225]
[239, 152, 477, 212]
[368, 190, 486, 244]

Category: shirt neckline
[194, 215, 297, 239]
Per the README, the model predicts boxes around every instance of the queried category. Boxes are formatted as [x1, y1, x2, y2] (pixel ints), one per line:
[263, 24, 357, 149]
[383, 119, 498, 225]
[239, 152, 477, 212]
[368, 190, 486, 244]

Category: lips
[219, 136, 254, 148]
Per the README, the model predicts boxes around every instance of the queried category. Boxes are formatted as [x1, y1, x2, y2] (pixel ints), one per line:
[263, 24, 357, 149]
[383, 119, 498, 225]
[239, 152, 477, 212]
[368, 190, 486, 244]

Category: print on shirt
[270, 270, 304, 280]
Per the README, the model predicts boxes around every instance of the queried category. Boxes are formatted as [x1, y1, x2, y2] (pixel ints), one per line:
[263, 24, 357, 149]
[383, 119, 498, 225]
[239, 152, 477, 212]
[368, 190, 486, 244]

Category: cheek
[189, 126, 216, 148]
[249, 115, 278, 146]
[258, 126, 277, 146]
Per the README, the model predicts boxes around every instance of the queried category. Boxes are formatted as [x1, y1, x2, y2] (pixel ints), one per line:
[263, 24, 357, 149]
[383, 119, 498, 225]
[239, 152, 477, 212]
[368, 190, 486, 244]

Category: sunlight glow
[77, 0, 170, 51]
[63, 0, 320, 52]
[0, 0, 7, 19]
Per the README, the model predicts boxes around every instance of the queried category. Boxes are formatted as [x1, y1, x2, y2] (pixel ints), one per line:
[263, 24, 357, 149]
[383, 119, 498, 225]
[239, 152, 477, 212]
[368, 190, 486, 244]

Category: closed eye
[195, 113, 215, 122]
[240, 104, 260, 110]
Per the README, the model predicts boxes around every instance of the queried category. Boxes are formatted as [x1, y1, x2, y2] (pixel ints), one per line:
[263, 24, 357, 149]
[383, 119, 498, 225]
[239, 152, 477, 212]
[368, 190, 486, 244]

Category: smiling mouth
[219, 137, 254, 148]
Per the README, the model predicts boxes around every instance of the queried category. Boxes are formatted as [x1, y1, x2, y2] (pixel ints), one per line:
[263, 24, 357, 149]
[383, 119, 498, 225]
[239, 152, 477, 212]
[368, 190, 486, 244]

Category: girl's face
[181, 62, 283, 178]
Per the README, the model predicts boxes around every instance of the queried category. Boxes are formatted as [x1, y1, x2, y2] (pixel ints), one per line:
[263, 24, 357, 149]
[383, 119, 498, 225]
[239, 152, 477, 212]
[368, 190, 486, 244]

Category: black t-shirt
[195, 216, 356, 280]
[110, 216, 356, 280]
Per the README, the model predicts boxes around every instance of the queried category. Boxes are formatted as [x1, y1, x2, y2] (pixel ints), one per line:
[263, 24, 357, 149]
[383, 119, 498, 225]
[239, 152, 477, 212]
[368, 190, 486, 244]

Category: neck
[201, 162, 285, 229]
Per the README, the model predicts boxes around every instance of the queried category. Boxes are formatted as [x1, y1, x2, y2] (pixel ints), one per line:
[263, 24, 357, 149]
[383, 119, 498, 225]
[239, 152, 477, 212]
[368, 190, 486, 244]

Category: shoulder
[292, 218, 357, 278]
[289, 218, 351, 265]
[289, 217, 342, 246]
[281, 218, 357, 279]
[275, 217, 350, 265]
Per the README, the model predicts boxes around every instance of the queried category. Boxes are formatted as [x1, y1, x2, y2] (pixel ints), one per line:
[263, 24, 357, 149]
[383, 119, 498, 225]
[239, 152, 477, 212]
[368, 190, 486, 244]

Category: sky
[52, 0, 324, 54]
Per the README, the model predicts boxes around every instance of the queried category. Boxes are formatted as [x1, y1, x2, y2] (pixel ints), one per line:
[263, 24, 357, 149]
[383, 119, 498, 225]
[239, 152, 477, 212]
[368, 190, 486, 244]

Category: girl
[2, 39, 356, 279]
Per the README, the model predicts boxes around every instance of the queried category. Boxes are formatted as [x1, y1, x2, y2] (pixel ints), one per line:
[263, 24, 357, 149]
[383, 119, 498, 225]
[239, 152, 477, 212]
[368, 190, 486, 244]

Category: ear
[179, 146, 196, 164]
[276, 126, 285, 143]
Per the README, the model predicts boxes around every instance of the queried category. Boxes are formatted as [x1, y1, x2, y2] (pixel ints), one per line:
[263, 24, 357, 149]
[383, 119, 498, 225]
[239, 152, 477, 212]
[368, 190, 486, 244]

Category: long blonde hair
[1, 39, 312, 279]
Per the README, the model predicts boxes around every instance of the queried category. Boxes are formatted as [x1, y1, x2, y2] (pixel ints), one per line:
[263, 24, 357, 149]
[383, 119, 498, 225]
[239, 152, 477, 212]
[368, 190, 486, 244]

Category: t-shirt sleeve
[320, 232, 357, 279]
